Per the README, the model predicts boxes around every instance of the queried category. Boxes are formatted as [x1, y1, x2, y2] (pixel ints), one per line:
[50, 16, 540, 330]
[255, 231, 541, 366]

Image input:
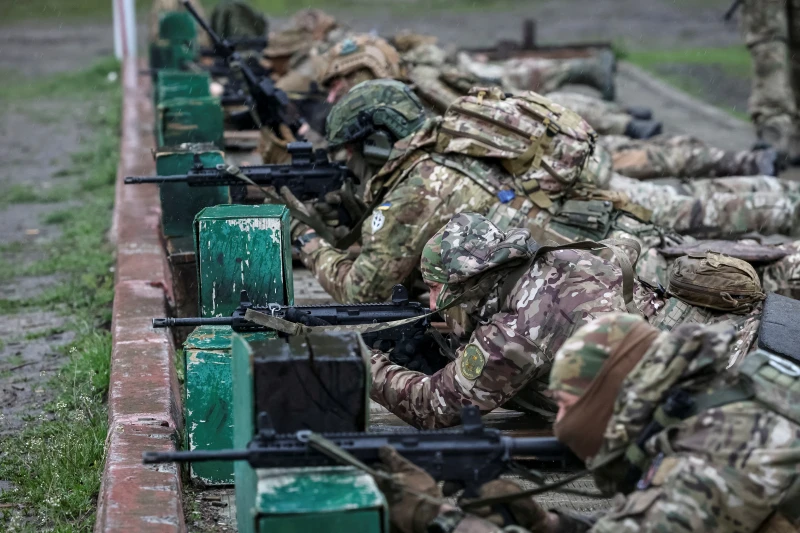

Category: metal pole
[112, 0, 137, 59]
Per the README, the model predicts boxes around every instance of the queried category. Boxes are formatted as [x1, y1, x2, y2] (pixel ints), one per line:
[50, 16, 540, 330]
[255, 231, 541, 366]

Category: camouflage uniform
[608, 170, 800, 238]
[301, 81, 607, 304]
[546, 91, 633, 136]
[455, 51, 616, 100]
[599, 133, 777, 179]
[559, 317, 799, 533]
[739, 0, 798, 154]
[322, 35, 776, 181]
[425, 317, 800, 533]
[370, 214, 649, 429]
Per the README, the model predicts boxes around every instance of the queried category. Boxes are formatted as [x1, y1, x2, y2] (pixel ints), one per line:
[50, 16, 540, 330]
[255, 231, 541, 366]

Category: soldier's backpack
[435, 86, 597, 208]
[667, 251, 765, 314]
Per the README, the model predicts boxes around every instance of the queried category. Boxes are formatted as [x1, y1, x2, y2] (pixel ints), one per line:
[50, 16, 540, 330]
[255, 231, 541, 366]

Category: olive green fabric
[668, 252, 765, 314]
[325, 79, 427, 148]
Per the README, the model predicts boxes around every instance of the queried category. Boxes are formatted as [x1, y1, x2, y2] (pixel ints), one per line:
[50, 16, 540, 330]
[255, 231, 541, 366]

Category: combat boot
[756, 115, 794, 156]
[561, 50, 616, 101]
[623, 119, 662, 140]
[718, 147, 782, 177]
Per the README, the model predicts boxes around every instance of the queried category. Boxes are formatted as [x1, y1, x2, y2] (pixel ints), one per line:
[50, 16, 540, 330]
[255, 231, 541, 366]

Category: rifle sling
[224, 164, 342, 245]
[306, 432, 446, 507]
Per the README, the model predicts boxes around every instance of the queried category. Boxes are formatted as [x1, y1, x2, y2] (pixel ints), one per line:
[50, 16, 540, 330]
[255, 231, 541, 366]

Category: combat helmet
[326, 79, 426, 163]
[317, 34, 402, 88]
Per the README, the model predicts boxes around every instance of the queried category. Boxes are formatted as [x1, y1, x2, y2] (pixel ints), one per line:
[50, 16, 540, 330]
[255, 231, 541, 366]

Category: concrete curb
[619, 61, 751, 132]
[95, 58, 185, 533]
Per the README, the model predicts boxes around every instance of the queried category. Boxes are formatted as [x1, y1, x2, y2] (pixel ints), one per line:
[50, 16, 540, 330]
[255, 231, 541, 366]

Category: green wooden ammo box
[183, 326, 275, 484]
[156, 96, 224, 149]
[149, 11, 197, 73]
[231, 334, 387, 533]
[155, 70, 211, 106]
[194, 204, 294, 318]
[184, 204, 294, 484]
[156, 144, 228, 239]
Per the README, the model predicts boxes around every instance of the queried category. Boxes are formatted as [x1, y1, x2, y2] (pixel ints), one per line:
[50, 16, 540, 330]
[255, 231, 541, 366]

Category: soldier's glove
[374, 445, 443, 533]
[278, 186, 350, 242]
[469, 479, 551, 530]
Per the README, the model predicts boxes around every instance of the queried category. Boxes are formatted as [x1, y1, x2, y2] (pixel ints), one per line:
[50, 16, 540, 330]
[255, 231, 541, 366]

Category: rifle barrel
[507, 436, 570, 460]
[152, 317, 234, 328]
[182, 1, 226, 52]
[143, 449, 250, 464]
[124, 175, 189, 184]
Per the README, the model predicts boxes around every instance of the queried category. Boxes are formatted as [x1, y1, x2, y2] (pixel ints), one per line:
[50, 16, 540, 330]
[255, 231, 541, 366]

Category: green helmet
[325, 79, 426, 160]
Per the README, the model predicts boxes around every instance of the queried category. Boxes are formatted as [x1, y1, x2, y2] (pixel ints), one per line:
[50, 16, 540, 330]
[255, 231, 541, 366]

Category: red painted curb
[96, 58, 186, 532]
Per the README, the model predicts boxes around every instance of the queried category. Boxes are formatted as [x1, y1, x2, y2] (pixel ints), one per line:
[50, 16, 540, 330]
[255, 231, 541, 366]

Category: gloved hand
[278, 186, 350, 241]
[374, 446, 443, 533]
[469, 479, 551, 530]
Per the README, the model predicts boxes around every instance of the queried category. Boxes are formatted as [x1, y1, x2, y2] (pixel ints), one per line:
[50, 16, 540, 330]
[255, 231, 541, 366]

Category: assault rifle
[124, 141, 358, 223]
[153, 285, 447, 373]
[182, 0, 302, 135]
[143, 406, 576, 497]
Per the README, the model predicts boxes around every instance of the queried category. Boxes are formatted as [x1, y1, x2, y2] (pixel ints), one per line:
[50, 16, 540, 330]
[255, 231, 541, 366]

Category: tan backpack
[435, 86, 597, 207]
[668, 252, 765, 314]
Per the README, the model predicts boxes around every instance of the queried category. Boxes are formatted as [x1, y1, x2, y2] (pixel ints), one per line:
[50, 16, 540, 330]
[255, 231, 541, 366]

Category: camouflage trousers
[740, 0, 798, 152]
[600, 134, 768, 179]
[609, 173, 800, 238]
[456, 53, 600, 94]
[547, 91, 631, 135]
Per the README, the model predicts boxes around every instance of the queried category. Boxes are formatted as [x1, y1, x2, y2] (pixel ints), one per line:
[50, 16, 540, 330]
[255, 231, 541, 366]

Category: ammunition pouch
[550, 199, 614, 242]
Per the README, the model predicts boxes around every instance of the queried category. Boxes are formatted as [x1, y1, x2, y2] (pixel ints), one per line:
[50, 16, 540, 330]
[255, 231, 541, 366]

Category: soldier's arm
[370, 312, 545, 429]
[298, 165, 451, 303]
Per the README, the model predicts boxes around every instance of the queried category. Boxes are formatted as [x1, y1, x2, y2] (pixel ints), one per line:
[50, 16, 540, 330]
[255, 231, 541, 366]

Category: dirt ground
[0, 25, 104, 498]
[0, 0, 761, 520]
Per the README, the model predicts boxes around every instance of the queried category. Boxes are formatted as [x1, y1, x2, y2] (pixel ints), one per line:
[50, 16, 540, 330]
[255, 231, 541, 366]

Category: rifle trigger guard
[268, 302, 281, 317]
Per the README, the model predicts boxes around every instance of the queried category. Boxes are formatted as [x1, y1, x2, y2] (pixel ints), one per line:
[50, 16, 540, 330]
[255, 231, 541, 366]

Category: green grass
[0, 57, 120, 102]
[0, 57, 121, 532]
[626, 46, 751, 121]
[626, 46, 752, 78]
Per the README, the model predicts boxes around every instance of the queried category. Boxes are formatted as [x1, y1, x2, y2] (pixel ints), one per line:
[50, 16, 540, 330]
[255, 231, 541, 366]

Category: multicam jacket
[437, 323, 800, 533]
[370, 244, 638, 429]
[583, 323, 800, 533]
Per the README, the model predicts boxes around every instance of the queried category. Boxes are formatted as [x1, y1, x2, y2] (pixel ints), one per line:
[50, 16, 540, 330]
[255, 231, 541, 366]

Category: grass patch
[627, 46, 751, 78]
[0, 184, 71, 206]
[626, 46, 751, 121]
[0, 57, 120, 102]
[0, 57, 121, 532]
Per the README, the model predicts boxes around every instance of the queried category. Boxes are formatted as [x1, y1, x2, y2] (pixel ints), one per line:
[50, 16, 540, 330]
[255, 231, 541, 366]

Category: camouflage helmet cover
[317, 34, 402, 86]
[421, 213, 533, 305]
[325, 79, 426, 148]
[548, 313, 648, 397]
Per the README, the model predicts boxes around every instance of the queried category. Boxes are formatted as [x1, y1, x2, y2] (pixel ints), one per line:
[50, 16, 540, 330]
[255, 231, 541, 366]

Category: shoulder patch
[461, 343, 486, 380]
[371, 211, 386, 234]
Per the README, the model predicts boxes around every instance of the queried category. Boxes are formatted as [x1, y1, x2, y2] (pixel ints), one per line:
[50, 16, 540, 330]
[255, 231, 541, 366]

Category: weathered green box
[231, 335, 387, 533]
[184, 326, 275, 484]
[156, 144, 229, 239]
[156, 96, 224, 148]
[194, 204, 294, 318]
[156, 70, 211, 106]
[148, 12, 197, 73]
